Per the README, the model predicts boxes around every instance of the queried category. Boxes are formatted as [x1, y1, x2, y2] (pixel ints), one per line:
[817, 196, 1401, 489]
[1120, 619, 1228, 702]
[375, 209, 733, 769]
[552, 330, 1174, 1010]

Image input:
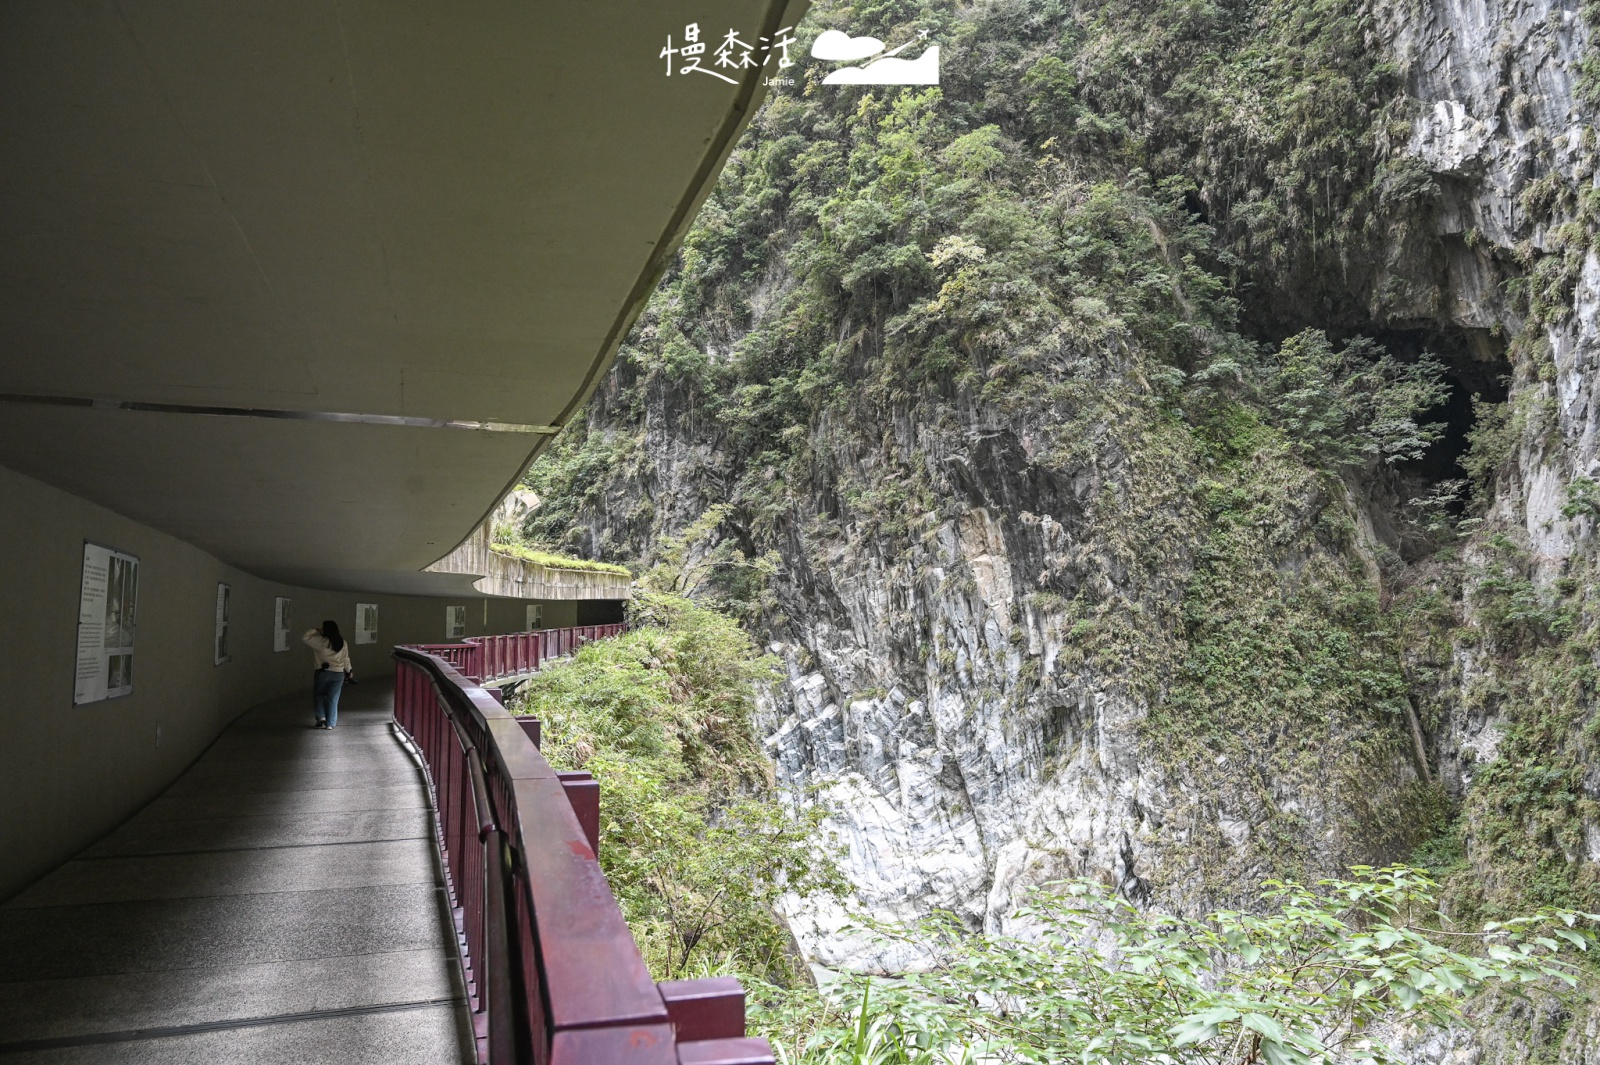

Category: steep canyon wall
[530, 0, 1599, 1049]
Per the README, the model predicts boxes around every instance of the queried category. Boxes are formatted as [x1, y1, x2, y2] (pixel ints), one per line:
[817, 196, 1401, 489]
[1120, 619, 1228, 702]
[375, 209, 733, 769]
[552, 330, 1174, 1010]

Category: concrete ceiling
[0, 0, 806, 593]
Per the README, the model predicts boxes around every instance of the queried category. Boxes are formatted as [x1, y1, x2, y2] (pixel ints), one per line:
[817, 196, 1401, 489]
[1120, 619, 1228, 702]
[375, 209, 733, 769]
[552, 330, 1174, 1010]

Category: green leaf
[1262, 1040, 1314, 1065]
[1170, 1006, 1240, 1046]
[1170, 1020, 1221, 1047]
[1241, 1013, 1287, 1043]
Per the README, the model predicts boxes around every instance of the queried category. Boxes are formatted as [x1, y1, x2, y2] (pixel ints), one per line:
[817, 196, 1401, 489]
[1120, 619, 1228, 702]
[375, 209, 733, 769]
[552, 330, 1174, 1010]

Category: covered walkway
[0, 682, 473, 1064]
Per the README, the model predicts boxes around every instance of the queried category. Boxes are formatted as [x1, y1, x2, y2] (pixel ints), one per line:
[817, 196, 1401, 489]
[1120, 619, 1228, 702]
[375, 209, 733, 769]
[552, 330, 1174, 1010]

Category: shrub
[1255, 330, 1448, 471]
[513, 589, 842, 983]
[754, 868, 1598, 1064]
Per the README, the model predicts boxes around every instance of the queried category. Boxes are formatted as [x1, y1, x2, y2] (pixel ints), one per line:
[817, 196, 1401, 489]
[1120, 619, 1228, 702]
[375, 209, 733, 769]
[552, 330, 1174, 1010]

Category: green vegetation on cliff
[521, 1, 1600, 1053]
[525, 0, 1456, 895]
[512, 584, 840, 984]
[755, 869, 1598, 1064]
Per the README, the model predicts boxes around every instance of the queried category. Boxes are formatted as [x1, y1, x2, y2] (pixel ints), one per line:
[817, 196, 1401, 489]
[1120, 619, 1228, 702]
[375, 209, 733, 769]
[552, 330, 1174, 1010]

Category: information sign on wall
[446, 605, 466, 639]
[214, 584, 231, 665]
[273, 597, 292, 652]
[526, 604, 542, 630]
[73, 542, 139, 705]
[355, 603, 379, 645]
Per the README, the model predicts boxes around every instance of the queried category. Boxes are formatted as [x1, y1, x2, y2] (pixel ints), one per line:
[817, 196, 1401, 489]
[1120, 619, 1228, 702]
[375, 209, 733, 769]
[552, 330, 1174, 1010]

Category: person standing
[302, 620, 352, 729]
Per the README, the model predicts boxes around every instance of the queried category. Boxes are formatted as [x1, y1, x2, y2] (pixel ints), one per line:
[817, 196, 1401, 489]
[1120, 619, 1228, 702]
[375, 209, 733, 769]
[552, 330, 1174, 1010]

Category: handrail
[392, 626, 771, 1065]
[414, 624, 625, 686]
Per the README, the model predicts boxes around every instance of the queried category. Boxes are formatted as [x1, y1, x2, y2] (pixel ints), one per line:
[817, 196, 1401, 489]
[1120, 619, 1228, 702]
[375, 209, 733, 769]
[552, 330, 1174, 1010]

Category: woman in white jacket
[302, 620, 352, 729]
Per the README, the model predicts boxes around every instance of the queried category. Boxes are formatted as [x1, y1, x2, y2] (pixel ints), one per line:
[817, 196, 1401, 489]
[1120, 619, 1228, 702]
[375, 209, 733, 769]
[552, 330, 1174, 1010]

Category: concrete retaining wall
[426, 525, 632, 601]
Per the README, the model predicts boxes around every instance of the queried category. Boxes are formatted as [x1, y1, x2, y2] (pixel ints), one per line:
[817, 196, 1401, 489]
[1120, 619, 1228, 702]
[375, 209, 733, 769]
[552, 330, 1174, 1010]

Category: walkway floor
[0, 681, 474, 1064]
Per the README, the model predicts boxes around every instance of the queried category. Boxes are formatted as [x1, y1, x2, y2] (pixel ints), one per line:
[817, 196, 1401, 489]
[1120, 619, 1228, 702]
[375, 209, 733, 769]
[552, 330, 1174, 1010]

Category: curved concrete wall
[0, 464, 568, 900]
[426, 524, 632, 601]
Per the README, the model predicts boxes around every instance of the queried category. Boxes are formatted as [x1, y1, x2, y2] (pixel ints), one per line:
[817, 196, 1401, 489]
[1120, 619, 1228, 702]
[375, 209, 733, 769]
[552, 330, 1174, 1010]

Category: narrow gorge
[523, 0, 1600, 1055]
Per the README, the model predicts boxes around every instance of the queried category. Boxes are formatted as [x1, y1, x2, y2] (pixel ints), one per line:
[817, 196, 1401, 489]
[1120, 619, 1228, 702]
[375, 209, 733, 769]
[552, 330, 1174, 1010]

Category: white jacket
[302, 630, 352, 673]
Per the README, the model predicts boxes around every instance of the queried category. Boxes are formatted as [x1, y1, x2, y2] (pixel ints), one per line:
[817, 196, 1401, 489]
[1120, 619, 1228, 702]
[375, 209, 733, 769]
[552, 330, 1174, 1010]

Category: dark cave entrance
[1324, 323, 1510, 559]
[1352, 325, 1511, 496]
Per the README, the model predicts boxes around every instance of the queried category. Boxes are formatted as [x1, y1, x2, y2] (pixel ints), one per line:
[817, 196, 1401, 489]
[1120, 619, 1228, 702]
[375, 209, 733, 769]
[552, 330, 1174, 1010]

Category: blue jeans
[313, 669, 346, 727]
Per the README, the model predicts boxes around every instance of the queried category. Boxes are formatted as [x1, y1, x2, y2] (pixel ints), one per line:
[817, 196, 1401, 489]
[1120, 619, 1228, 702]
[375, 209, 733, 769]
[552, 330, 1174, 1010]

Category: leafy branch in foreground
[753, 867, 1598, 1065]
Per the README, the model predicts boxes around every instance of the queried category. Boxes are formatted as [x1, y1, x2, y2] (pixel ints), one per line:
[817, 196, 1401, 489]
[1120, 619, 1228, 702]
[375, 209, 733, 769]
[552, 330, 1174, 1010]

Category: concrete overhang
[0, 1, 806, 594]
[427, 525, 632, 601]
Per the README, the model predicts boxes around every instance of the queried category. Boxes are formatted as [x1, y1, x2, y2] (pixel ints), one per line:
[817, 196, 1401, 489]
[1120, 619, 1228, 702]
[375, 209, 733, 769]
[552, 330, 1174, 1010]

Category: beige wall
[0, 464, 581, 900]
[454, 596, 578, 639]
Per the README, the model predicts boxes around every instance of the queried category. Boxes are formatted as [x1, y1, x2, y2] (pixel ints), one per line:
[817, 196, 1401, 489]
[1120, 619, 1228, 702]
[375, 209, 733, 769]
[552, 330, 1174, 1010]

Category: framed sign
[355, 602, 378, 644]
[446, 605, 466, 639]
[273, 597, 292, 652]
[214, 583, 231, 665]
[74, 542, 140, 705]
[526, 604, 542, 630]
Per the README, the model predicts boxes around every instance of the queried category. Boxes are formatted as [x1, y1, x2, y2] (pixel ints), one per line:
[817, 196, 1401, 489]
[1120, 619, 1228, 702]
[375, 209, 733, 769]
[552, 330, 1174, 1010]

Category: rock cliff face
[1381, 2, 1600, 1054]
[530, 0, 1599, 1044]
[1382, 0, 1600, 914]
[1382, 0, 1598, 530]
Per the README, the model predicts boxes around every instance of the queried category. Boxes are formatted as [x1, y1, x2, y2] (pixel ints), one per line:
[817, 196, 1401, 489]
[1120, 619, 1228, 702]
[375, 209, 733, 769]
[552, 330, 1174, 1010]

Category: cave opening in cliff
[1324, 324, 1511, 557]
[1359, 325, 1510, 494]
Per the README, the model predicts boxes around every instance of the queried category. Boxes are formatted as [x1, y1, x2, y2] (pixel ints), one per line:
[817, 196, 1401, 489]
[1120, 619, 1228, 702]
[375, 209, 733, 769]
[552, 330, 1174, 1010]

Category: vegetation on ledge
[487, 542, 631, 577]
[511, 585, 841, 984]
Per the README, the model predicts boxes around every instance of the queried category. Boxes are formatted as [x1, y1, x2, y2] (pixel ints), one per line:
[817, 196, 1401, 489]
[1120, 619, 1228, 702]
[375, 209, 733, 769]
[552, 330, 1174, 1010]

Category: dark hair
[322, 620, 345, 654]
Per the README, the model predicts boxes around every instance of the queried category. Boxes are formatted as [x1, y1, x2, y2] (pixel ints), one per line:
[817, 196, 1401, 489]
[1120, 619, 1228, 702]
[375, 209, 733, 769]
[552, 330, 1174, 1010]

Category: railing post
[482, 830, 517, 1064]
[469, 750, 515, 1064]
[557, 771, 600, 857]
[657, 977, 747, 1041]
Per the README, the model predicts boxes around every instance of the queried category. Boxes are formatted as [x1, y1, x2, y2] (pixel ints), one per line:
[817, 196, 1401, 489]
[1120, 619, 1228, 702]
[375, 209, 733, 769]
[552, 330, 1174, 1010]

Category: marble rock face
[759, 0, 1599, 972]
[562, 0, 1597, 1054]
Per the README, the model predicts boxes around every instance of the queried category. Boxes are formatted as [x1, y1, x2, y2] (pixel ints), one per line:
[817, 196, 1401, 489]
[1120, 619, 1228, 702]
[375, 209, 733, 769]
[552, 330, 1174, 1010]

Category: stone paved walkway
[0, 681, 473, 1064]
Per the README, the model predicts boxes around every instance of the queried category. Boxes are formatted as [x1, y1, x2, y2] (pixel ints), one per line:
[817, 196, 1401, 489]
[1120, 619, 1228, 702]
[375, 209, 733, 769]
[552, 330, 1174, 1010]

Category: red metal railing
[392, 628, 771, 1065]
[414, 624, 624, 686]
